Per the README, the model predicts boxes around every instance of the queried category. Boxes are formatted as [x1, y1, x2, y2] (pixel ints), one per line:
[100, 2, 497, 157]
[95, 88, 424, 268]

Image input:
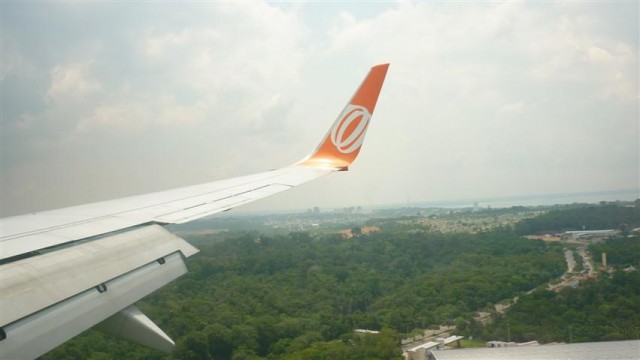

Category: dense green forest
[43, 229, 563, 359]
[474, 234, 640, 343]
[514, 205, 639, 235]
[41, 203, 640, 359]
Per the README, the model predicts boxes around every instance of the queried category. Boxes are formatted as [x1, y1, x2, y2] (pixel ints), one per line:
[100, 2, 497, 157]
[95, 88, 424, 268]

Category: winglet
[298, 63, 389, 170]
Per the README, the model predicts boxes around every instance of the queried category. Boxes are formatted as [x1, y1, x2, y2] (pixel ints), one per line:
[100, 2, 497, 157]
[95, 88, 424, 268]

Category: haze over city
[2, 1, 638, 216]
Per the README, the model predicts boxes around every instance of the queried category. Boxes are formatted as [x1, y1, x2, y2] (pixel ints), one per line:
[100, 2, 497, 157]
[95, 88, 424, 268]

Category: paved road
[564, 249, 576, 273]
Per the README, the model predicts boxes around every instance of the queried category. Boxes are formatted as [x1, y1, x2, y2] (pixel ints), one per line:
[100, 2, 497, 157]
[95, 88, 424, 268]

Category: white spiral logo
[330, 105, 371, 154]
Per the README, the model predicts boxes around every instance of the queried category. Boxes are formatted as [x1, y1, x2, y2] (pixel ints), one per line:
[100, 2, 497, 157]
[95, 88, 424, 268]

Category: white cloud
[46, 62, 101, 104]
[587, 46, 613, 63]
[74, 97, 208, 135]
[1, 48, 36, 81]
[498, 101, 525, 115]
[282, 1, 638, 206]
[1, 1, 638, 216]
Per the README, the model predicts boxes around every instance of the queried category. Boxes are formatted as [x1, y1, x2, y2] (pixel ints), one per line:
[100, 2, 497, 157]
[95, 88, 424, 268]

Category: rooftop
[431, 340, 640, 360]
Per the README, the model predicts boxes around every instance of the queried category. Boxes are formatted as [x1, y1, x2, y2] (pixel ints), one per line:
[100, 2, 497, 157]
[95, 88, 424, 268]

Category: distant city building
[405, 341, 440, 360]
[562, 230, 616, 240]
[404, 335, 463, 360]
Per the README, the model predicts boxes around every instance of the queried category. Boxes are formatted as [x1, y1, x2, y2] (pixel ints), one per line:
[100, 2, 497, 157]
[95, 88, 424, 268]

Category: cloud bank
[1, 2, 638, 216]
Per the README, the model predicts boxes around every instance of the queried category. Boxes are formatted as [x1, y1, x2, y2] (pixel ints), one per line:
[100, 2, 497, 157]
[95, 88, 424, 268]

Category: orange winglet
[298, 63, 389, 170]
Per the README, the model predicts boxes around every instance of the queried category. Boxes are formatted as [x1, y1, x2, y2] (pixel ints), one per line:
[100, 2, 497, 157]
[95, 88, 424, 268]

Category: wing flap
[1, 251, 189, 359]
[1, 225, 197, 327]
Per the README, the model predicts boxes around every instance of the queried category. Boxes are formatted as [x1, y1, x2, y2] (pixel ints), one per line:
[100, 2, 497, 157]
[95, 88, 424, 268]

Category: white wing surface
[0, 64, 389, 359]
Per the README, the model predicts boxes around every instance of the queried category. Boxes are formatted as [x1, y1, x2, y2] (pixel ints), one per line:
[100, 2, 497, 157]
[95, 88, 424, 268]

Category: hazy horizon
[226, 188, 640, 216]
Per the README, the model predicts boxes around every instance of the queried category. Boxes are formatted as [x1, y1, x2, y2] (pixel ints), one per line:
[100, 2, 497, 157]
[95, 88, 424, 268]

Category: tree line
[514, 204, 639, 235]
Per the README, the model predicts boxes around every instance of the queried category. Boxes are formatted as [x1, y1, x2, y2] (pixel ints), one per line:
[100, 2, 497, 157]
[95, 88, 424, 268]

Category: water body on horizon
[405, 189, 639, 210]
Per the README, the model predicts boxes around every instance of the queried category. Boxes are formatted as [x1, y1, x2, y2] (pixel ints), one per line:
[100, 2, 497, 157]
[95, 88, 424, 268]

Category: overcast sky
[1, 1, 638, 216]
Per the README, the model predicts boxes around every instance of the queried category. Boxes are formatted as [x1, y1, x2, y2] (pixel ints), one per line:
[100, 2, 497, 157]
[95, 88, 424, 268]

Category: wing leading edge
[0, 64, 389, 359]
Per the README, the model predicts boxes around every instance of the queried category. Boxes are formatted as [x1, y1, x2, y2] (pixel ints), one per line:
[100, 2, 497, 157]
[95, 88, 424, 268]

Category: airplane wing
[0, 64, 389, 359]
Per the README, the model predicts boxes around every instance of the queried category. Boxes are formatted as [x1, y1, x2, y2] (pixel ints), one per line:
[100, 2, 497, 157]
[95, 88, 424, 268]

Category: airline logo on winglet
[330, 105, 371, 154]
[299, 63, 389, 169]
